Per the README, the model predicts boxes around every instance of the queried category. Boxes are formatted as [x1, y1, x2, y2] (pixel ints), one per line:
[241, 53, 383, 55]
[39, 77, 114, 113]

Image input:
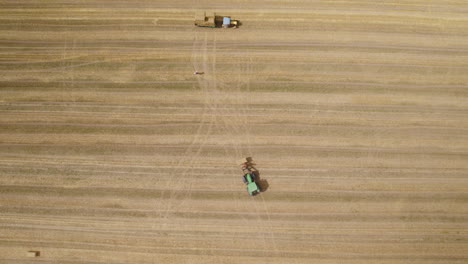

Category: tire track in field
[198, 47, 278, 252]
[176, 31, 217, 206]
[202, 40, 280, 253]
[242, 57, 280, 254]
[158, 32, 205, 221]
[159, 31, 219, 221]
[204, 38, 255, 249]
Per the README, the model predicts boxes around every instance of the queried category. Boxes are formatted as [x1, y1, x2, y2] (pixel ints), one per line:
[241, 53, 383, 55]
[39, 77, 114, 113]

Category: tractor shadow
[252, 170, 269, 193]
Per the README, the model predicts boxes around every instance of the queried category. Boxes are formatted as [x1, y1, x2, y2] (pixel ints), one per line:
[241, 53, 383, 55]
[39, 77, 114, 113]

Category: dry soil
[1, 1, 468, 263]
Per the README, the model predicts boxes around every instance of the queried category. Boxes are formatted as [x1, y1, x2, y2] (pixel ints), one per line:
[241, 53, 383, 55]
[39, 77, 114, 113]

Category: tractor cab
[243, 172, 261, 196]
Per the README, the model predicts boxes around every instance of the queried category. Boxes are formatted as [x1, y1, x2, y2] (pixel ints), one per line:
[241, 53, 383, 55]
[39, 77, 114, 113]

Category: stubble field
[1, 1, 467, 263]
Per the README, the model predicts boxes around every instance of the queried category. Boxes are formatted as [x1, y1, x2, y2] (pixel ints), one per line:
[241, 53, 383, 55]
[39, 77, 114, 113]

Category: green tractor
[240, 157, 261, 196]
[242, 172, 261, 196]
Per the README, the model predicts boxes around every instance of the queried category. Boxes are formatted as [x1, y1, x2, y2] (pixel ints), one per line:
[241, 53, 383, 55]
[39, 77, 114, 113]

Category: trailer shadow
[257, 178, 269, 193]
[252, 170, 269, 193]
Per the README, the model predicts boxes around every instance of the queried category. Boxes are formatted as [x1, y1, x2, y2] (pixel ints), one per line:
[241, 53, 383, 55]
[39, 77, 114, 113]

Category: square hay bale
[238, 157, 254, 164]
[238, 158, 247, 165]
[27, 251, 40, 257]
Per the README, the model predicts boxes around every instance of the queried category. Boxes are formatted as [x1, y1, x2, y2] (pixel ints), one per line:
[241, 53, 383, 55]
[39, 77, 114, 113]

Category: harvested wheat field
[1, 0, 468, 263]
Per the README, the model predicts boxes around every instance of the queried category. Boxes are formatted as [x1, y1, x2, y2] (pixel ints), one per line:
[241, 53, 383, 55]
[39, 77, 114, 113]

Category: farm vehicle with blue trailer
[195, 13, 239, 28]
